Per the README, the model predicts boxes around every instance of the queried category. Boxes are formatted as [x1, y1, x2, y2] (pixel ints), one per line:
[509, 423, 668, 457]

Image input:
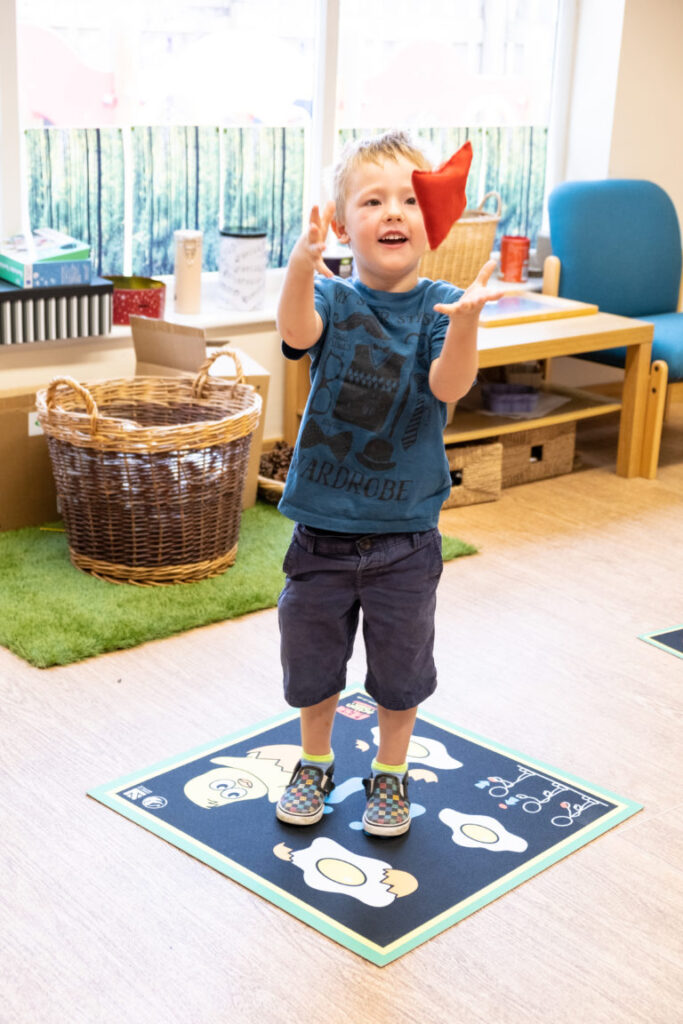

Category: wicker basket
[257, 474, 285, 505]
[36, 347, 262, 585]
[442, 441, 503, 508]
[499, 422, 576, 488]
[419, 191, 502, 288]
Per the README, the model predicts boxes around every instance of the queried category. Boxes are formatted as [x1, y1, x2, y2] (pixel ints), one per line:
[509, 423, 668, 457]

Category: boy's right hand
[291, 202, 336, 278]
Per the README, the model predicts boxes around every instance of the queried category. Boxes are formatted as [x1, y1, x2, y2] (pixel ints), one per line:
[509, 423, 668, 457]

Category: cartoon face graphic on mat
[184, 745, 300, 809]
[274, 837, 418, 908]
[367, 726, 463, 770]
[439, 808, 528, 852]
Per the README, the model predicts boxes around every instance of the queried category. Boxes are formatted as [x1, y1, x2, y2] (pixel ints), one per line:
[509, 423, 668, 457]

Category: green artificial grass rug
[0, 503, 476, 668]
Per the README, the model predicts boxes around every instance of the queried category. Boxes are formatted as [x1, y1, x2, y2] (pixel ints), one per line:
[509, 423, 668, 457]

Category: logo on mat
[142, 795, 168, 810]
[123, 786, 153, 801]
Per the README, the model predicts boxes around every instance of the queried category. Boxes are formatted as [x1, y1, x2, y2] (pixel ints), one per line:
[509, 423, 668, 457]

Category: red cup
[500, 235, 530, 282]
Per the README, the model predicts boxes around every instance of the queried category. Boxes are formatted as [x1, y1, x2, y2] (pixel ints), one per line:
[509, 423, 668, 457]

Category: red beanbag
[412, 141, 473, 250]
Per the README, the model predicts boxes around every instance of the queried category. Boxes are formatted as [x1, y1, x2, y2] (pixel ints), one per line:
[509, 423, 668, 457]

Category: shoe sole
[362, 814, 411, 837]
[276, 804, 325, 826]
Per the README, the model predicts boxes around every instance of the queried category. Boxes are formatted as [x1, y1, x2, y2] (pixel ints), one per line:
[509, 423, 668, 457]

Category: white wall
[0, 0, 22, 238]
[608, 0, 683, 224]
[559, 0, 683, 215]
[563, 0, 625, 183]
[551, 0, 682, 388]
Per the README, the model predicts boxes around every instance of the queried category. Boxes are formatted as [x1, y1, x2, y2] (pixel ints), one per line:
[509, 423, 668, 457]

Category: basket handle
[192, 345, 245, 398]
[46, 376, 99, 432]
[477, 191, 502, 217]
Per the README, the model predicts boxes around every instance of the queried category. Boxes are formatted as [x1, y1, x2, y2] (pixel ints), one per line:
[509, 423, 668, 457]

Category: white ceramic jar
[218, 227, 267, 311]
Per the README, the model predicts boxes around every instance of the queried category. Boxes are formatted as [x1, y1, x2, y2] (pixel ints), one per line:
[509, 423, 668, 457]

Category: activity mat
[639, 626, 683, 660]
[89, 689, 641, 966]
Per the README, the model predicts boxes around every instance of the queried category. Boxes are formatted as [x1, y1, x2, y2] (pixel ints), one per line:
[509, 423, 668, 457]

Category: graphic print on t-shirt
[304, 304, 415, 472]
[280, 277, 460, 528]
[333, 343, 406, 434]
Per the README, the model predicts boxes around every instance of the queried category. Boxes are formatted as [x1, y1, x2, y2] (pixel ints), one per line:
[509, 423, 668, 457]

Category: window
[335, 0, 559, 241]
[16, 0, 315, 276]
[5, 0, 561, 279]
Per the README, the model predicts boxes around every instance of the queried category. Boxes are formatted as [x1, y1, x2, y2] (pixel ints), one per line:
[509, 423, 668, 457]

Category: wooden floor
[1, 410, 682, 1024]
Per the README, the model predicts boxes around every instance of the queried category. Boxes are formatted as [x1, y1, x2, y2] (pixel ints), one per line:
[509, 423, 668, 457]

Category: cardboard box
[0, 387, 59, 531]
[130, 315, 269, 508]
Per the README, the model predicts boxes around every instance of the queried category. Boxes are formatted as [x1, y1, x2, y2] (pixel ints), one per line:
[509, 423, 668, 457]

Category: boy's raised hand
[433, 259, 506, 320]
[292, 201, 336, 278]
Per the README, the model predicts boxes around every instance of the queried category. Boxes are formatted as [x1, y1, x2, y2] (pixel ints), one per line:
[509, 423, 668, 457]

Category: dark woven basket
[35, 347, 262, 585]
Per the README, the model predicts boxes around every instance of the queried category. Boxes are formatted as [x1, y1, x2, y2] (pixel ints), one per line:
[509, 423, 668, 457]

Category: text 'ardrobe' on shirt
[279, 275, 463, 534]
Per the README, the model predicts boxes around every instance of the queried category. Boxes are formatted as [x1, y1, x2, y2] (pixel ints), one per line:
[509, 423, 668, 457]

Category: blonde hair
[333, 130, 431, 222]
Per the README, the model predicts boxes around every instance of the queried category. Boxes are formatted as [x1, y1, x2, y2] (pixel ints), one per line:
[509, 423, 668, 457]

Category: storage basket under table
[36, 347, 262, 585]
[419, 191, 501, 288]
[442, 441, 503, 509]
[499, 422, 576, 488]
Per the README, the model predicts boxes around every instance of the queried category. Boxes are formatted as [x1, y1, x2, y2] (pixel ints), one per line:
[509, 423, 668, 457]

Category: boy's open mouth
[379, 233, 408, 245]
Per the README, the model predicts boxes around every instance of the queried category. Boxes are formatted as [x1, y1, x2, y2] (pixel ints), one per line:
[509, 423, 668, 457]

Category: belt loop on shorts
[295, 523, 316, 553]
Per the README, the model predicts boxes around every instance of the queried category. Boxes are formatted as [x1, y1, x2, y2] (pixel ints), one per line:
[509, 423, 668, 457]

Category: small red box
[105, 276, 166, 325]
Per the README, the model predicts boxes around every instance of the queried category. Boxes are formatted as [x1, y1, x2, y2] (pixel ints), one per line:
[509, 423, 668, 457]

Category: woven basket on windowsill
[419, 191, 502, 289]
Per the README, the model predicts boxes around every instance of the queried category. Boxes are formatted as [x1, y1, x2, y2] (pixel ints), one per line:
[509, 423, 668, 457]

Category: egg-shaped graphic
[439, 808, 528, 852]
[276, 837, 418, 907]
[370, 727, 462, 770]
[183, 744, 299, 808]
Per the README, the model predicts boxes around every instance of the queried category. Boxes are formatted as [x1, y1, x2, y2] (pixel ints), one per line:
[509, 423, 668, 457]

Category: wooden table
[461, 308, 655, 478]
[284, 304, 655, 479]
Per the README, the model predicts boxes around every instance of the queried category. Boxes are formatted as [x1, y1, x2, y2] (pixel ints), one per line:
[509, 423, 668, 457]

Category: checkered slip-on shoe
[362, 772, 411, 837]
[276, 761, 335, 826]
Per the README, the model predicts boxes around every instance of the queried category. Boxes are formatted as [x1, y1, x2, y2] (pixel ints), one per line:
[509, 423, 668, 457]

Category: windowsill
[157, 263, 541, 329]
[155, 268, 285, 330]
[0, 264, 541, 362]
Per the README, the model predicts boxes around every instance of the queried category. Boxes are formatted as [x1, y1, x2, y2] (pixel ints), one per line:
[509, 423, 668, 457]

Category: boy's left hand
[433, 259, 506, 320]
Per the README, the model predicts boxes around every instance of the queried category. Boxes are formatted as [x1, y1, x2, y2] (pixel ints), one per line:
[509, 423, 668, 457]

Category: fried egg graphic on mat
[184, 744, 300, 808]
[439, 808, 527, 852]
[370, 727, 462, 770]
[274, 837, 418, 907]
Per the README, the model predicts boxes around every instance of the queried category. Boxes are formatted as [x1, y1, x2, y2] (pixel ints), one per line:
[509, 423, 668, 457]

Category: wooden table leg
[639, 360, 668, 479]
[617, 332, 653, 477]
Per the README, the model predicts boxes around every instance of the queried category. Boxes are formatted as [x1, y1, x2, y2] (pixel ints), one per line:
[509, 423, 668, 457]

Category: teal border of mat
[639, 625, 683, 661]
[88, 688, 642, 966]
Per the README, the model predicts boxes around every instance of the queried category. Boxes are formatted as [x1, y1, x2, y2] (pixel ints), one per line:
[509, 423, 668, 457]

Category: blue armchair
[544, 179, 683, 476]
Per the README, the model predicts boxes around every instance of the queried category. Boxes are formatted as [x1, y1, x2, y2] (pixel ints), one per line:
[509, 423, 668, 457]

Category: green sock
[372, 759, 408, 778]
[301, 750, 334, 771]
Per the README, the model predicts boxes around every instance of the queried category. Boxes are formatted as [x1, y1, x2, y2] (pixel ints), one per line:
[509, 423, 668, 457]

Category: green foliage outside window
[25, 127, 125, 274]
[340, 126, 548, 244]
[25, 124, 546, 278]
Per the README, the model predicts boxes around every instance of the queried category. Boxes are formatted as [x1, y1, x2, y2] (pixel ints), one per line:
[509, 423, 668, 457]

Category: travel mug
[500, 235, 530, 282]
[173, 229, 203, 313]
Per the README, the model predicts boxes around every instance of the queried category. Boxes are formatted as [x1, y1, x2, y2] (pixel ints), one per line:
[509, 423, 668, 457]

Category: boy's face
[335, 155, 428, 292]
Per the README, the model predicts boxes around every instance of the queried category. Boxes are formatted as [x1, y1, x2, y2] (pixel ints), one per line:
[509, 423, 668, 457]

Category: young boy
[275, 130, 502, 837]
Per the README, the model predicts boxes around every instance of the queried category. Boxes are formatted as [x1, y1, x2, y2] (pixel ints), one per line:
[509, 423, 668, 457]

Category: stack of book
[0, 228, 113, 344]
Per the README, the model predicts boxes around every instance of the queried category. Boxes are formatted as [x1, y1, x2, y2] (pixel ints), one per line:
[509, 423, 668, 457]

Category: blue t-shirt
[279, 275, 463, 533]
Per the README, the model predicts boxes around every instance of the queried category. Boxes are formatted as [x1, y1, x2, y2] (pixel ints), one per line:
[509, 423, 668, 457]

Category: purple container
[482, 383, 539, 415]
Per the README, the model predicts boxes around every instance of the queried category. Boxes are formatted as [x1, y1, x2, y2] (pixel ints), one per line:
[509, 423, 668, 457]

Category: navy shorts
[278, 523, 443, 711]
